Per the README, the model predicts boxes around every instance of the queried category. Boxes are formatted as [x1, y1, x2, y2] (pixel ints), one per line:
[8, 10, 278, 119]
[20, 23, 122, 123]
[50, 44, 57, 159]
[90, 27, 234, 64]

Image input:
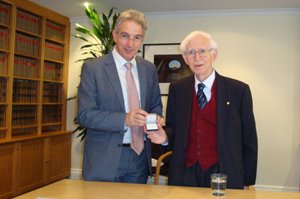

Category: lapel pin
[227, 102, 230, 105]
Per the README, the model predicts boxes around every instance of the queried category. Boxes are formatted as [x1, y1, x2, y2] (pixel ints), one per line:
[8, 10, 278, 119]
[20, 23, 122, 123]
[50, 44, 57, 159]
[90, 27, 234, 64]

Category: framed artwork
[143, 43, 193, 95]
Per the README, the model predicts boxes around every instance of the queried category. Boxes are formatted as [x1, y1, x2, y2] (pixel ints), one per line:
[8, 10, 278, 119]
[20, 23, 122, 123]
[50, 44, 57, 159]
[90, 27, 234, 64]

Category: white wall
[68, 10, 300, 191]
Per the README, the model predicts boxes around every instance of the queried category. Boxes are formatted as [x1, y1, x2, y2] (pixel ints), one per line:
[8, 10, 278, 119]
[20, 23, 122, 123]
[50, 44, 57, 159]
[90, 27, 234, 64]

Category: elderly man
[145, 31, 257, 189]
[77, 10, 163, 184]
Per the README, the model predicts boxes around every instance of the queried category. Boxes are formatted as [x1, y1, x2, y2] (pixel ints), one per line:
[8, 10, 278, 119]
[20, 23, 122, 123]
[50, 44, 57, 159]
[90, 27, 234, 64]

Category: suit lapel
[182, 76, 194, 147]
[104, 52, 125, 111]
[216, 72, 231, 136]
[136, 57, 147, 109]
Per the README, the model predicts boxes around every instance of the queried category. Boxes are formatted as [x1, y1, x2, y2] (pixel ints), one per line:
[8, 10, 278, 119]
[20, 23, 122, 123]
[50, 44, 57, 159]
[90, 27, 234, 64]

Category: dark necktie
[197, 83, 207, 109]
[125, 62, 144, 155]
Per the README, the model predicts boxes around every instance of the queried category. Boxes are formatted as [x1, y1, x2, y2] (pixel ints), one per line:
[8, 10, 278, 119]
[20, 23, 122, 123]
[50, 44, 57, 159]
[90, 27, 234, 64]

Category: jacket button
[197, 152, 201, 155]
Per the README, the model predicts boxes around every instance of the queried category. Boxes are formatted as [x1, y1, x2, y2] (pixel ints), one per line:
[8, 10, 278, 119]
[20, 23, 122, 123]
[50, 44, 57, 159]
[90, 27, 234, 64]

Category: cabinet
[0, 0, 71, 198]
[0, 134, 71, 198]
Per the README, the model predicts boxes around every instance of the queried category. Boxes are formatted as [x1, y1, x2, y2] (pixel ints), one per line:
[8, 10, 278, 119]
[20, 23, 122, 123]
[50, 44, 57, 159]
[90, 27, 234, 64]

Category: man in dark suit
[145, 31, 257, 189]
[77, 10, 163, 184]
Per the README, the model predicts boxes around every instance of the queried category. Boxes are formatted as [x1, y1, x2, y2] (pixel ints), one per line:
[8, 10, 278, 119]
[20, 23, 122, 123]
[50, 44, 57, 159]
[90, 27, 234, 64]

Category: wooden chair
[153, 151, 172, 185]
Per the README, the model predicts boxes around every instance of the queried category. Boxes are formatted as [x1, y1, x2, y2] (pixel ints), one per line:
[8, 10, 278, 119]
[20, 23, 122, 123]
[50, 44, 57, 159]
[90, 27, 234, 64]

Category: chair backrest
[153, 151, 172, 185]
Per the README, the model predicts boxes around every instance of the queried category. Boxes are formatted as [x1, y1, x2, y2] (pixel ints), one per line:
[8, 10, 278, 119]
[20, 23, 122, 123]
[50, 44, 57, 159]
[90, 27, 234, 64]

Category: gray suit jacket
[77, 52, 163, 181]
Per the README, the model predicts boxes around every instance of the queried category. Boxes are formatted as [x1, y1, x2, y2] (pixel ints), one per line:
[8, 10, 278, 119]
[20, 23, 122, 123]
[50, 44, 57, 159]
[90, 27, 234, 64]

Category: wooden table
[13, 179, 300, 199]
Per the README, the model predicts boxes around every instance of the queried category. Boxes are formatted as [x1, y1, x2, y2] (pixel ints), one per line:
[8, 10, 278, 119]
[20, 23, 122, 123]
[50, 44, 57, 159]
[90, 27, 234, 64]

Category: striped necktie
[197, 83, 207, 109]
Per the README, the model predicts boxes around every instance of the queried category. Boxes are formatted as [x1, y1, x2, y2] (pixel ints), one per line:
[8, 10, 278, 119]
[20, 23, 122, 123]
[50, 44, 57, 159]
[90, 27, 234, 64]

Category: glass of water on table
[211, 173, 227, 196]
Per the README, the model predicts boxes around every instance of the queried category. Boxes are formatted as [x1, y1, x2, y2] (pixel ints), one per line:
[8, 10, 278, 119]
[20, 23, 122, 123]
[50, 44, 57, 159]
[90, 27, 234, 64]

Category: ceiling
[30, 0, 300, 18]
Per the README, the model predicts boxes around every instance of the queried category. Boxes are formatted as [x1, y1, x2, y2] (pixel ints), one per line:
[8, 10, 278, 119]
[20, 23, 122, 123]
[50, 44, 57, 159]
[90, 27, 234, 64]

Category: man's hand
[244, 186, 249, 190]
[144, 123, 168, 144]
[125, 109, 148, 127]
[156, 115, 164, 126]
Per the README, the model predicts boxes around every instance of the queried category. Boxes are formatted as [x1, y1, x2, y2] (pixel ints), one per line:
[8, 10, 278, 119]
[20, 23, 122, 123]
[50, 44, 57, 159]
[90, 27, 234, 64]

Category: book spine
[0, 53, 5, 75]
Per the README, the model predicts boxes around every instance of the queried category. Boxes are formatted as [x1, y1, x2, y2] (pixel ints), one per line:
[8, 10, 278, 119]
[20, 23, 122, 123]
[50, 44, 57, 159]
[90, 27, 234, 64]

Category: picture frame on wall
[143, 43, 194, 125]
[143, 43, 193, 95]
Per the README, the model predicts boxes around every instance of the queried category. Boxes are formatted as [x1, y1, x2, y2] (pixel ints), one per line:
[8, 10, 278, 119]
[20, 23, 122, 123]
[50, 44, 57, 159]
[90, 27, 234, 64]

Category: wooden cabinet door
[0, 143, 15, 199]
[18, 139, 45, 195]
[45, 134, 71, 184]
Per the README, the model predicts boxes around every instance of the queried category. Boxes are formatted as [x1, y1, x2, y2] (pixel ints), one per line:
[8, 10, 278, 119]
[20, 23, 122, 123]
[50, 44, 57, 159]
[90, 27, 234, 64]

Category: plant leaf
[67, 96, 77, 101]
[80, 44, 99, 49]
[92, 8, 101, 29]
[71, 34, 89, 42]
[75, 24, 91, 35]
[90, 51, 98, 58]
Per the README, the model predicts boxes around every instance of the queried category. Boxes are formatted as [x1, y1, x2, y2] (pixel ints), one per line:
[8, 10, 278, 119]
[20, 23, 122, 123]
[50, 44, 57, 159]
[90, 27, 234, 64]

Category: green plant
[69, 3, 119, 141]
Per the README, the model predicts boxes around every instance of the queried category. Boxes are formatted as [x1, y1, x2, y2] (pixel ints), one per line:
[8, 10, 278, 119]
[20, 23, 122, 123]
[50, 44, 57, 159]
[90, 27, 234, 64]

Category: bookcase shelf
[44, 58, 64, 64]
[0, 23, 10, 28]
[0, 48, 8, 52]
[14, 52, 40, 59]
[16, 28, 42, 38]
[0, 1, 71, 198]
[45, 37, 65, 45]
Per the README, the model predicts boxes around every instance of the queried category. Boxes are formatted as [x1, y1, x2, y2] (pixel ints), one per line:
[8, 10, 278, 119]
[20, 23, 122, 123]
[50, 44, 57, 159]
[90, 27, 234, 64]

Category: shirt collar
[112, 47, 137, 69]
[194, 68, 216, 91]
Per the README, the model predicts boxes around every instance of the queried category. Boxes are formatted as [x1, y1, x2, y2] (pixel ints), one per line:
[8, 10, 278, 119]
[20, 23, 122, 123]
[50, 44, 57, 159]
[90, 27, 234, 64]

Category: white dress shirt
[112, 48, 142, 144]
[194, 68, 216, 102]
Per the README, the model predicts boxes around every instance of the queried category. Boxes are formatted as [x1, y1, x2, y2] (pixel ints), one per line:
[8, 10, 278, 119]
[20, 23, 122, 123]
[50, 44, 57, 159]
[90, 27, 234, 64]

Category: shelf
[14, 52, 40, 60]
[45, 37, 65, 45]
[13, 76, 39, 81]
[42, 122, 62, 126]
[11, 125, 38, 129]
[0, 49, 9, 53]
[12, 103, 39, 105]
[44, 58, 64, 64]
[15, 28, 42, 38]
[0, 23, 10, 28]
[43, 79, 63, 84]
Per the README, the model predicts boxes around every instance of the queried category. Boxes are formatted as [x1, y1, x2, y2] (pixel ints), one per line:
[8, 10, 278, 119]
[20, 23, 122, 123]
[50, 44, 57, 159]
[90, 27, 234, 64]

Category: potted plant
[69, 3, 119, 141]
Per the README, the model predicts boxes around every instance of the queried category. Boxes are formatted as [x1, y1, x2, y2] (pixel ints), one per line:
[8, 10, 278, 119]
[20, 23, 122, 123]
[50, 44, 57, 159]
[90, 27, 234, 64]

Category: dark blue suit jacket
[164, 72, 258, 189]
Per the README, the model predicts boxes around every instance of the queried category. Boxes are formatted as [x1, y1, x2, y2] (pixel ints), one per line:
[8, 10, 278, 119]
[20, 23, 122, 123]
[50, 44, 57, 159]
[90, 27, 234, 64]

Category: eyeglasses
[119, 33, 143, 42]
[186, 48, 213, 59]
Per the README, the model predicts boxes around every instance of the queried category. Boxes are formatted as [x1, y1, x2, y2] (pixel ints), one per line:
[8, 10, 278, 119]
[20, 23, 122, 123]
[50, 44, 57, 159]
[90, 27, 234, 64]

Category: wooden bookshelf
[0, 0, 71, 198]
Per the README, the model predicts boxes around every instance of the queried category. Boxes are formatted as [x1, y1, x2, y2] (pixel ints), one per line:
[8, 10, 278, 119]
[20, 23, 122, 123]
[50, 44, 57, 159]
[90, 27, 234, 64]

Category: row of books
[13, 80, 38, 103]
[12, 128, 37, 136]
[15, 32, 39, 57]
[16, 9, 40, 35]
[46, 20, 64, 42]
[45, 41, 63, 61]
[12, 105, 37, 127]
[0, 105, 5, 128]
[14, 56, 38, 78]
[0, 27, 8, 50]
[0, 2, 9, 25]
[42, 105, 62, 124]
[43, 82, 62, 103]
[0, 52, 6, 75]
[44, 61, 61, 81]
[0, 78, 6, 103]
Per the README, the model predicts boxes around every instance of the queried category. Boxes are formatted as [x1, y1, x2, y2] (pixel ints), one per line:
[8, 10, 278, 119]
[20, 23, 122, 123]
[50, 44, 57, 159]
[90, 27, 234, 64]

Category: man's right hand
[125, 109, 148, 127]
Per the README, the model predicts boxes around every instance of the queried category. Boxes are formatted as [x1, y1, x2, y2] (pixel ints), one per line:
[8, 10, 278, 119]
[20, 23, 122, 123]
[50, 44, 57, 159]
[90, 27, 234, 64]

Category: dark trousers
[182, 161, 220, 187]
